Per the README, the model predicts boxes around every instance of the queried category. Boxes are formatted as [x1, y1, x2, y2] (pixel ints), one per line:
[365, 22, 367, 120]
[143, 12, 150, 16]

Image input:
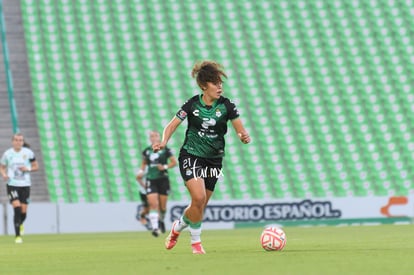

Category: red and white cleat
[165, 220, 180, 250]
[191, 242, 206, 254]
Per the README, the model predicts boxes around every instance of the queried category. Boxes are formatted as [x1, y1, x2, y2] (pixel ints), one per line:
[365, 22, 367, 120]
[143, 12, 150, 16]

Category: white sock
[174, 216, 189, 232]
[149, 211, 159, 230]
[189, 227, 202, 244]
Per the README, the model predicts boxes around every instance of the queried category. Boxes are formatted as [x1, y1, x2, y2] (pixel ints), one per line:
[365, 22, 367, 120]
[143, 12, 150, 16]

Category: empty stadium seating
[20, 0, 414, 202]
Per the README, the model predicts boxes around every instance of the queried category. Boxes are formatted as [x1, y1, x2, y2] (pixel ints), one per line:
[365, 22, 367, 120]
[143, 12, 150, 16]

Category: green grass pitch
[0, 224, 413, 275]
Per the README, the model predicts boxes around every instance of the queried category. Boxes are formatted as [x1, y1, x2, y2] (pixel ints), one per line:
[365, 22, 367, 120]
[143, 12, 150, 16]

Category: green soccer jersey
[175, 94, 240, 158]
[142, 146, 172, 180]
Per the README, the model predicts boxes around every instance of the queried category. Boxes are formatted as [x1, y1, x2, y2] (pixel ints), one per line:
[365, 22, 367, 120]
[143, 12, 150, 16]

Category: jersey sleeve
[28, 149, 36, 162]
[175, 98, 193, 121]
[141, 148, 148, 162]
[225, 99, 240, 120]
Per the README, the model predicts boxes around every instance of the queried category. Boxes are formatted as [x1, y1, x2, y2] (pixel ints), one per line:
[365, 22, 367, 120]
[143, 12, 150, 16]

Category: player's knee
[191, 196, 206, 210]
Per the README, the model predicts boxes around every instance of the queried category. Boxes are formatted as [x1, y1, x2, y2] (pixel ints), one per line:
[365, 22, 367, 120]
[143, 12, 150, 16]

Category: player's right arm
[153, 117, 182, 152]
[0, 164, 8, 180]
[153, 98, 193, 152]
[0, 153, 9, 180]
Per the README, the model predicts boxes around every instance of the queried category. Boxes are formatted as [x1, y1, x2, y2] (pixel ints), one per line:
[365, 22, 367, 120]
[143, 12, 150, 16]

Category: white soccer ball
[260, 226, 287, 251]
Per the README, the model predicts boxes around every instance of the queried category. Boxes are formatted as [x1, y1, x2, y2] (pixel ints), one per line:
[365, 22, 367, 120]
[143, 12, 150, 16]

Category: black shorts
[178, 150, 223, 191]
[146, 177, 170, 195]
[139, 192, 149, 208]
[7, 185, 31, 204]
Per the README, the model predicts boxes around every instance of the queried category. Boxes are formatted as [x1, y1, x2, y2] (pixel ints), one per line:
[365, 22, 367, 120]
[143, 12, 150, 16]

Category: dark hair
[191, 60, 227, 90]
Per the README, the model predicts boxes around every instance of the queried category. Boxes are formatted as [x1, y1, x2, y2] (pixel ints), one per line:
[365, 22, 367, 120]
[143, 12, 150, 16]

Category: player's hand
[152, 142, 165, 152]
[19, 166, 30, 172]
[156, 164, 168, 171]
[238, 132, 251, 144]
[1, 174, 9, 181]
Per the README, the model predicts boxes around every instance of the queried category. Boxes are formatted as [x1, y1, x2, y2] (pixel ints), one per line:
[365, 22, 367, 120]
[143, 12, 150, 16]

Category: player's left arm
[231, 118, 251, 144]
[29, 159, 39, 172]
[158, 148, 177, 171]
[167, 155, 177, 169]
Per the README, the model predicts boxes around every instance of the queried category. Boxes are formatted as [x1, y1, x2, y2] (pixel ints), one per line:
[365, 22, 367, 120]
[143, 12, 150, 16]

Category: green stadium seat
[20, 0, 414, 202]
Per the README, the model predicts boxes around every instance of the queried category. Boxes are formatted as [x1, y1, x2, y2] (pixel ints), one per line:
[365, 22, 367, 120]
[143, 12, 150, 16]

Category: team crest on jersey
[215, 108, 222, 117]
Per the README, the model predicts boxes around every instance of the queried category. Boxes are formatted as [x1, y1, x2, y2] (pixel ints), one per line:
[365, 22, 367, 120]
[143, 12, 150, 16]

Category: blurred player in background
[139, 131, 177, 237]
[135, 167, 151, 231]
[153, 60, 251, 254]
[0, 133, 38, 244]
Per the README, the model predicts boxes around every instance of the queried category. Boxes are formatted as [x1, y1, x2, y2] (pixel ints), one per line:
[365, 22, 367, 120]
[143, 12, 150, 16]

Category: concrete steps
[0, 0, 49, 203]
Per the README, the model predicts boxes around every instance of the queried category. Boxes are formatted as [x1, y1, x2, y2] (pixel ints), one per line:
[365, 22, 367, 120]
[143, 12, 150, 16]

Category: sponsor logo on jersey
[149, 152, 159, 161]
[193, 109, 199, 116]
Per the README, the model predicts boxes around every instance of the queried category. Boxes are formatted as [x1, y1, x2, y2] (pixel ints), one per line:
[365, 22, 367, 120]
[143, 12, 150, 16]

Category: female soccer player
[0, 133, 38, 243]
[152, 60, 251, 254]
[139, 130, 177, 237]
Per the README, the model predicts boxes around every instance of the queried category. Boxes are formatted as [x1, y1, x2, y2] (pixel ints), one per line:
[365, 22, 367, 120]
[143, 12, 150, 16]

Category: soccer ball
[260, 226, 287, 251]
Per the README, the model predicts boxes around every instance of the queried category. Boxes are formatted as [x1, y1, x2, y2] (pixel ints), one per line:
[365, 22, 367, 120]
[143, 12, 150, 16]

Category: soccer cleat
[191, 242, 206, 254]
[159, 221, 166, 233]
[152, 229, 161, 237]
[15, 237, 23, 244]
[165, 220, 180, 250]
[20, 224, 24, 236]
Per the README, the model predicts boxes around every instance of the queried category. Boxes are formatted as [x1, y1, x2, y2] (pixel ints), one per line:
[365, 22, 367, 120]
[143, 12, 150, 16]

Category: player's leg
[7, 186, 23, 243]
[187, 165, 221, 254]
[137, 192, 151, 230]
[158, 178, 170, 233]
[165, 177, 206, 252]
[20, 203, 28, 235]
[158, 194, 168, 233]
[142, 205, 151, 230]
[146, 179, 161, 236]
[184, 177, 207, 254]
[12, 200, 22, 238]
[19, 187, 30, 236]
[147, 193, 160, 236]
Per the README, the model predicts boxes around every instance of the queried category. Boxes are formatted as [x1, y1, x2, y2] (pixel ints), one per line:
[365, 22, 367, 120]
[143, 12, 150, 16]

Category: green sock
[183, 215, 202, 229]
[183, 215, 191, 225]
[189, 221, 202, 229]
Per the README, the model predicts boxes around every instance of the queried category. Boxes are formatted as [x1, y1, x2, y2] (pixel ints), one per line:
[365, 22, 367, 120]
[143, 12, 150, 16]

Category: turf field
[0, 224, 413, 275]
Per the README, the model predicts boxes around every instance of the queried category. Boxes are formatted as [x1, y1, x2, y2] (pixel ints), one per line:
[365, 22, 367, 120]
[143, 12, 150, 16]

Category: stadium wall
[1, 195, 414, 235]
